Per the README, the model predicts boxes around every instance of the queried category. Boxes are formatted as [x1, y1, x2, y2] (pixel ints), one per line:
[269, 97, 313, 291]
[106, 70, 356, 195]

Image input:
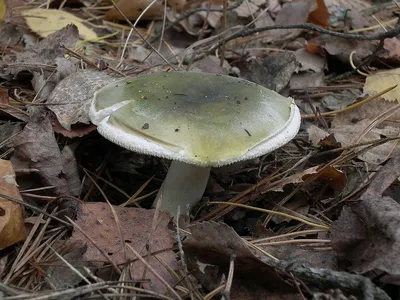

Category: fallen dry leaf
[184, 221, 292, 293]
[69, 202, 177, 294]
[0, 159, 26, 250]
[310, 35, 376, 65]
[331, 99, 400, 165]
[264, 165, 346, 193]
[290, 72, 325, 89]
[105, 0, 163, 20]
[11, 114, 74, 195]
[270, 1, 311, 41]
[233, 0, 259, 18]
[308, 0, 329, 27]
[4, 24, 79, 76]
[47, 70, 118, 131]
[21, 8, 97, 40]
[43, 240, 88, 289]
[332, 194, 400, 276]
[364, 69, 400, 102]
[240, 52, 297, 92]
[294, 48, 325, 73]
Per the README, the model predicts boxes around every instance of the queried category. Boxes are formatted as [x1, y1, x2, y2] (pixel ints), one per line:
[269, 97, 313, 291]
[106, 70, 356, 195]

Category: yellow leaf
[364, 69, 400, 102]
[0, 159, 26, 250]
[21, 8, 97, 40]
[0, 0, 6, 23]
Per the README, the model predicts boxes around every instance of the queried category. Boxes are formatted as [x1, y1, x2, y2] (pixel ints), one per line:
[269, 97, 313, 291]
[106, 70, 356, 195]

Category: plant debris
[1, 0, 400, 298]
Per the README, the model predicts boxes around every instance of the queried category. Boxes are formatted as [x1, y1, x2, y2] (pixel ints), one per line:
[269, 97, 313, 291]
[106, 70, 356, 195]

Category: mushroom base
[153, 161, 211, 218]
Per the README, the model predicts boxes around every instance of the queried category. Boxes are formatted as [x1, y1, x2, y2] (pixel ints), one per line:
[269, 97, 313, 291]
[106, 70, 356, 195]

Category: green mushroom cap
[90, 71, 300, 167]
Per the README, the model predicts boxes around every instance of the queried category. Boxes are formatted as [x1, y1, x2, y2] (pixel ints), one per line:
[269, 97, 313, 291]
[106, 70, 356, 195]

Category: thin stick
[210, 202, 330, 230]
[126, 244, 183, 300]
[110, 0, 176, 70]
[301, 85, 397, 119]
[221, 255, 235, 300]
[256, 239, 331, 247]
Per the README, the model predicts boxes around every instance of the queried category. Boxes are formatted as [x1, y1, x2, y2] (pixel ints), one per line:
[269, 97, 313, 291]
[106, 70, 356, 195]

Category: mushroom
[89, 72, 300, 218]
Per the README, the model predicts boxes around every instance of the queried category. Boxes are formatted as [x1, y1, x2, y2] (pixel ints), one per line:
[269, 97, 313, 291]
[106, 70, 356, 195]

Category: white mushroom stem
[153, 161, 211, 218]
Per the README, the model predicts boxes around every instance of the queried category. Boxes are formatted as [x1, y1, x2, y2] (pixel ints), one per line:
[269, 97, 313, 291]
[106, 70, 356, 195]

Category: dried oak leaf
[47, 70, 118, 131]
[68, 203, 177, 295]
[0, 159, 26, 250]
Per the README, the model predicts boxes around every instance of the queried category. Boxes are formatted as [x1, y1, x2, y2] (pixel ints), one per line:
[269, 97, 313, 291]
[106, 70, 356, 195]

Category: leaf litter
[0, 0, 400, 299]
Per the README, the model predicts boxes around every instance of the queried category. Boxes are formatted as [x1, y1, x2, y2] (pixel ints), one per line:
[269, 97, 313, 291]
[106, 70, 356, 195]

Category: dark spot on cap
[142, 123, 149, 129]
[175, 128, 179, 132]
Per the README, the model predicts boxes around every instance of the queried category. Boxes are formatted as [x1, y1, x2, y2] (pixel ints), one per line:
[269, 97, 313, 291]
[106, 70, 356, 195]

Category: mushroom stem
[153, 161, 211, 218]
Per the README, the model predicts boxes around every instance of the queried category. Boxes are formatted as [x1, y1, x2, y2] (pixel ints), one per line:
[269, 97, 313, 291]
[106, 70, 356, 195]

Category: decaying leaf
[47, 70, 118, 131]
[183, 221, 291, 293]
[264, 165, 346, 193]
[332, 195, 400, 276]
[240, 52, 297, 92]
[21, 8, 97, 40]
[4, 24, 79, 76]
[68, 203, 177, 294]
[105, 0, 163, 21]
[294, 48, 325, 73]
[43, 240, 88, 289]
[331, 99, 400, 165]
[0, 159, 26, 250]
[308, 0, 329, 27]
[364, 69, 400, 102]
[11, 114, 74, 195]
[268, 1, 311, 42]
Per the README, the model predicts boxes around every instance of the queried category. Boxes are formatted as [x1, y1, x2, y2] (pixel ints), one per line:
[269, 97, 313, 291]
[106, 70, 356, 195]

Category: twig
[329, 39, 384, 82]
[149, 0, 245, 44]
[221, 255, 235, 300]
[109, 0, 177, 70]
[0, 192, 71, 228]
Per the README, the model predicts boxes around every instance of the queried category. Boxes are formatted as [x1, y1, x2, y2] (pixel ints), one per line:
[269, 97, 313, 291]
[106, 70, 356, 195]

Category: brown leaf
[332, 195, 400, 276]
[331, 99, 400, 165]
[68, 203, 177, 294]
[240, 52, 297, 92]
[0, 88, 9, 106]
[5, 24, 79, 76]
[0, 159, 26, 250]
[43, 240, 88, 289]
[265, 165, 346, 192]
[183, 221, 291, 291]
[50, 114, 96, 138]
[47, 70, 118, 130]
[290, 72, 325, 89]
[308, 0, 329, 27]
[294, 48, 325, 73]
[105, 0, 163, 20]
[11, 114, 70, 195]
[363, 155, 400, 197]
[270, 1, 311, 41]
[310, 35, 376, 65]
